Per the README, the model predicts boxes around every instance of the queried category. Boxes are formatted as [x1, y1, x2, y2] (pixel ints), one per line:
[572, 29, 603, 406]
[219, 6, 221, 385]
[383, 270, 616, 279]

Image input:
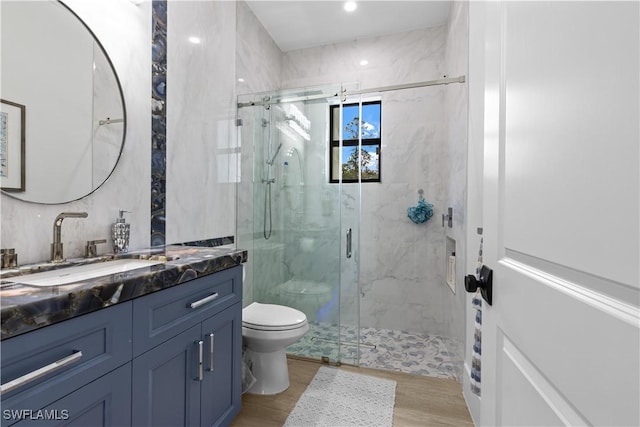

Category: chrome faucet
[51, 212, 88, 262]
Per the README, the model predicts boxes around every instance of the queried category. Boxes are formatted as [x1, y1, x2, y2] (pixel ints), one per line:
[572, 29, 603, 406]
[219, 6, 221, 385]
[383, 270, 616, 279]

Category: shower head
[266, 143, 283, 165]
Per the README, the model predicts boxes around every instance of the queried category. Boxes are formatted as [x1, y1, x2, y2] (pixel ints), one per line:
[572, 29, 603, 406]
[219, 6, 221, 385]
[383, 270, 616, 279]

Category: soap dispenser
[112, 210, 131, 253]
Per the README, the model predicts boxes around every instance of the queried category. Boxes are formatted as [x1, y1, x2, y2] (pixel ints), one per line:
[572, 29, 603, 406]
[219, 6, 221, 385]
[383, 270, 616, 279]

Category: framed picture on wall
[0, 99, 26, 192]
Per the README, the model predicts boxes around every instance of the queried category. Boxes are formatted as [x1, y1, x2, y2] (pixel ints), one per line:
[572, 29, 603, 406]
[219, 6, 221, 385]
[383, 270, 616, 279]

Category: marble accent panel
[0, 246, 247, 339]
[172, 236, 234, 248]
[151, 0, 167, 247]
[0, 0, 151, 265]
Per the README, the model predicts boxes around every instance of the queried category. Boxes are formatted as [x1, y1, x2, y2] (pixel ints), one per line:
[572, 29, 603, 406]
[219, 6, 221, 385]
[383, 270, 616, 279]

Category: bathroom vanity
[0, 246, 245, 427]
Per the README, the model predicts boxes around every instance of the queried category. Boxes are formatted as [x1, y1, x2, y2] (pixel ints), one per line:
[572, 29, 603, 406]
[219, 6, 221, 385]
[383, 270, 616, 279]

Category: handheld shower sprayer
[266, 143, 283, 165]
[263, 142, 282, 240]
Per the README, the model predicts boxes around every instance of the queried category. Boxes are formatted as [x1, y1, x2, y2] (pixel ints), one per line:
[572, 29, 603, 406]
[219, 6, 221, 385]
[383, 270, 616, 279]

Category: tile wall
[281, 26, 453, 336]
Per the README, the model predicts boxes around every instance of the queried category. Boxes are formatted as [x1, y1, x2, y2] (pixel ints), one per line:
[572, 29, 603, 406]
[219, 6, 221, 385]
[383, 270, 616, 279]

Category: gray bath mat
[284, 366, 397, 427]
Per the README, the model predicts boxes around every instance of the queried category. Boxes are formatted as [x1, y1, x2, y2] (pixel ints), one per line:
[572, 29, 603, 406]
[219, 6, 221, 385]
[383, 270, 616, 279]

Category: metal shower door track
[236, 75, 466, 108]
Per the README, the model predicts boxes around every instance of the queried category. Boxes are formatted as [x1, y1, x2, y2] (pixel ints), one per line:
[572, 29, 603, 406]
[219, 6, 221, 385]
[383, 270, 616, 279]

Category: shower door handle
[346, 228, 352, 259]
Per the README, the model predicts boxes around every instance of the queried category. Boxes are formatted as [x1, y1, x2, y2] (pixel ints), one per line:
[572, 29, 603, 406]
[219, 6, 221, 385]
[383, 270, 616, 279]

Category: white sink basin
[4, 259, 165, 287]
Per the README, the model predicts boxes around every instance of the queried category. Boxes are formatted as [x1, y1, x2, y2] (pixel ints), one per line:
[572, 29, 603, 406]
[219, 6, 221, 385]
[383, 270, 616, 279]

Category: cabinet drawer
[9, 363, 132, 427]
[132, 266, 242, 357]
[0, 302, 132, 422]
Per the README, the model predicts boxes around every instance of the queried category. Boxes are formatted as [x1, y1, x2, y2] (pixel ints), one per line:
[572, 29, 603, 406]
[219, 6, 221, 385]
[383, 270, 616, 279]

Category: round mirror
[0, 0, 126, 204]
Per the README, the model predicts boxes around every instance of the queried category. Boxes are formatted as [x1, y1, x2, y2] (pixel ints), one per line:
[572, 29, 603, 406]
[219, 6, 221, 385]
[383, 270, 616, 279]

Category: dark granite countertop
[0, 245, 247, 340]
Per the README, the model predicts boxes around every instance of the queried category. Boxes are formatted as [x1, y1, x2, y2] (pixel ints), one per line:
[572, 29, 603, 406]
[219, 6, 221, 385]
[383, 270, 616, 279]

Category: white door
[479, 2, 639, 426]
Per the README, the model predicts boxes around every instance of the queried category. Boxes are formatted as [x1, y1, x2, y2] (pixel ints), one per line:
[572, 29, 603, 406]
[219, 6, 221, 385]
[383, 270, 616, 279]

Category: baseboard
[462, 362, 481, 426]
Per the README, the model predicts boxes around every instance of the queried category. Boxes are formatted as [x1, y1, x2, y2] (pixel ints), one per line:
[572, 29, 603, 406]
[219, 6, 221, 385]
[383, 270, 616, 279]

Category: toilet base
[245, 348, 290, 395]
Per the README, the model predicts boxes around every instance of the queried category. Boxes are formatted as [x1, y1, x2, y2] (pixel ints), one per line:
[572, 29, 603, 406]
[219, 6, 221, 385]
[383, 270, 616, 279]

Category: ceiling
[245, 1, 452, 52]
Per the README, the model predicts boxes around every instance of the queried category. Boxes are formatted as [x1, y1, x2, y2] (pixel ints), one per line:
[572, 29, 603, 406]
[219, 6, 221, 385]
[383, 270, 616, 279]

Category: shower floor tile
[287, 322, 460, 380]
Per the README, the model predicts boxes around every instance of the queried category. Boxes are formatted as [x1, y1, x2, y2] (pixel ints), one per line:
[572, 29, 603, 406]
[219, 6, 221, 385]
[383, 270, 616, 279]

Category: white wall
[165, 0, 237, 245]
[0, 0, 150, 264]
[235, 1, 282, 96]
[443, 0, 469, 381]
[463, 0, 484, 422]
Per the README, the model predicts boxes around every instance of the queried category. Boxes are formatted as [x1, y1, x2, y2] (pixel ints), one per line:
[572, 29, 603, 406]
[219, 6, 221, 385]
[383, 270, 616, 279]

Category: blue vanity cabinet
[10, 363, 132, 427]
[200, 304, 242, 427]
[0, 302, 133, 427]
[131, 265, 243, 427]
[132, 325, 202, 426]
[1, 264, 243, 427]
[131, 265, 242, 358]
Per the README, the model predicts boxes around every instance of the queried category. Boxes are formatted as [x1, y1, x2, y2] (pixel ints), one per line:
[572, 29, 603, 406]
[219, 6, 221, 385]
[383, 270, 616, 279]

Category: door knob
[465, 265, 493, 306]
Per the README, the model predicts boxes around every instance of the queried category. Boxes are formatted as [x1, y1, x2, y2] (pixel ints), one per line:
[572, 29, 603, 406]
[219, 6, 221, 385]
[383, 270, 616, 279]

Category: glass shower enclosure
[237, 84, 362, 366]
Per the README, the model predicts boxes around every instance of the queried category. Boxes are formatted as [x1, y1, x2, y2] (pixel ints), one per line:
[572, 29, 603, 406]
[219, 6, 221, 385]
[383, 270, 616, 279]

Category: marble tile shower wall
[0, 0, 151, 265]
[281, 26, 452, 335]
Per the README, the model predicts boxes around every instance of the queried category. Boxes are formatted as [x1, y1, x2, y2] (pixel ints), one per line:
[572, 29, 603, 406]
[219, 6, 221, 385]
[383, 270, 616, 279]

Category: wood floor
[231, 357, 474, 427]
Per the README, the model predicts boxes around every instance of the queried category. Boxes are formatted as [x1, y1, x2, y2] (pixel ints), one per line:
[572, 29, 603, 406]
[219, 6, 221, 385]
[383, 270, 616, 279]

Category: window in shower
[329, 100, 381, 183]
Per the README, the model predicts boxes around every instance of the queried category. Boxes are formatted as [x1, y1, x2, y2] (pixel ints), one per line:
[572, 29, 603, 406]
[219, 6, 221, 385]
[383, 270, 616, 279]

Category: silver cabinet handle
[1, 351, 83, 396]
[346, 228, 352, 259]
[189, 293, 219, 309]
[195, 340, 203, 381]
[208, 333, 215, 372]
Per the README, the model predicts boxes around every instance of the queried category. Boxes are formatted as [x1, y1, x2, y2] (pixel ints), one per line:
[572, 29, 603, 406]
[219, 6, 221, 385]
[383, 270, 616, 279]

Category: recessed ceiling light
[188, 36, 201, 44]
[237, 78, 245, 83]
[344, 1, 357, 12]
[360, 59, 369, 66]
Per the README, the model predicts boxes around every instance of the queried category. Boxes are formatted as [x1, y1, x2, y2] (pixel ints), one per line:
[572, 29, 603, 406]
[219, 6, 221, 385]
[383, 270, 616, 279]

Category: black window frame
[329, 100, 382, 183]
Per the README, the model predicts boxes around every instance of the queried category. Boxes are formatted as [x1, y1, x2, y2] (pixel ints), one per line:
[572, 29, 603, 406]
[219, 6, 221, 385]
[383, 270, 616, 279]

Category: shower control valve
[442, 207, 453, 228]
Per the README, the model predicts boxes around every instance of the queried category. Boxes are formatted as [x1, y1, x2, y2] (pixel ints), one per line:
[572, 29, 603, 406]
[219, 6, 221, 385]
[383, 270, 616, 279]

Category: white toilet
[242, 302, 309, 395]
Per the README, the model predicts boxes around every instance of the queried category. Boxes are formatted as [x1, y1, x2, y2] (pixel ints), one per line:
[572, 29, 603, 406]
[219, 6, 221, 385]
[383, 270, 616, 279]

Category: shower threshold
[310, 336, 377, 350]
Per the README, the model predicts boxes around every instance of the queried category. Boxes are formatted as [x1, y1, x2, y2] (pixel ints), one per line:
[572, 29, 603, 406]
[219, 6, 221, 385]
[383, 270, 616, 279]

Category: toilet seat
[242, 302, 307, 332]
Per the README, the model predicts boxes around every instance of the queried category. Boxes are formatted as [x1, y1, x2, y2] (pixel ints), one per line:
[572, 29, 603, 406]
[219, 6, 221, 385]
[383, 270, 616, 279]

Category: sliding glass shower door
[237, 84, 361, 365]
